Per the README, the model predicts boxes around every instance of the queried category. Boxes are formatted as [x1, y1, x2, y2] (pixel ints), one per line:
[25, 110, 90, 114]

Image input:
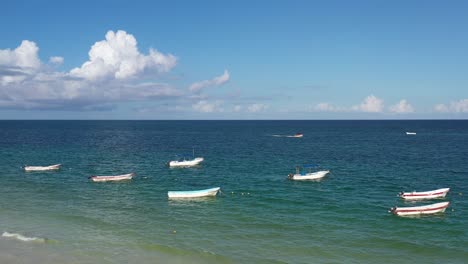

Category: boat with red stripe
[398, 188, 450, 200]
[389, 201, 450, 216]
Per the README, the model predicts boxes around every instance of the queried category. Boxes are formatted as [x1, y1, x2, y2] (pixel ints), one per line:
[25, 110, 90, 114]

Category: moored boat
[399, 188, 450, 200]
[168, 148, 204, 167]
[288, 164, 329, 181]
[89, 173, 135, 182]
[389, 201, 450, 216]
[24, 164, 61, 172]
[168, 187, 220, 198]
[168, 157, 204, 167]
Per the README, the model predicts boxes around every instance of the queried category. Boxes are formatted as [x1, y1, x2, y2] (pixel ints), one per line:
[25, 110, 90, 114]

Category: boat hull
[168, 187, 220, 198]
[24, 164, 61, 172]
[168, 157, 204, 167]
[90, 173, 135, 182]
[399, 188, 450, 200]
[390, 201, 450, 216]
[289, 170, 329, 180]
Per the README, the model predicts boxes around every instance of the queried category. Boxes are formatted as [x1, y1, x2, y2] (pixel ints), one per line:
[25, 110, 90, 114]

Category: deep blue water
[0, 120, 467, 263]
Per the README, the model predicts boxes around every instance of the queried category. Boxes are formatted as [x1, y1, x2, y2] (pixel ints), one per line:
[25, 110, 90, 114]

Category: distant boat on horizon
[406, 132, 417, 135]
[292, 132, 303, 138]
[285, 132, 303, 138]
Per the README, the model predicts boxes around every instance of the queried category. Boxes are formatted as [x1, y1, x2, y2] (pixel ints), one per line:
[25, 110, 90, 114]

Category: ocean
[0, 120, 467, 263]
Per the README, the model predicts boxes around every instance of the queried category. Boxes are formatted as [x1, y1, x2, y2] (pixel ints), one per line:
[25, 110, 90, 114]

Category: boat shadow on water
[402, 198, 449, 204]
[168, 196, 220, 206]
[390, 213, 449, 220]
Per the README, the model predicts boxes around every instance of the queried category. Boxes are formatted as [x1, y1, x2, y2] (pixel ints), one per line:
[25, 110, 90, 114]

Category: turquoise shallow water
[0, 120, 467, 263]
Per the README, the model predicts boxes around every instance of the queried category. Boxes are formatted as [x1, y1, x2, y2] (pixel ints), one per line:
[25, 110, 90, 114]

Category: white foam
[2, 231, 46, 243]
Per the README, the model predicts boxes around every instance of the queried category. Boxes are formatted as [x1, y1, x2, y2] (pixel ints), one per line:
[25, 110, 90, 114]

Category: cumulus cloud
[352, 95, 384, 113]
[70, 30, 176, 81]
[0, 30, 181, 110]
[434, 99, 468, 113]
[49, 56, 64, 65]
[247, 103, 268, 113]
[389, 99, 414, 113]
[189, 70, 230, 92]
[0, 40, 41, 69]
[0, 40, 41, 85]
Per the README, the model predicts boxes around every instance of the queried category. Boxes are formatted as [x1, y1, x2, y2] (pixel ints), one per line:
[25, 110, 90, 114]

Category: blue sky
[0, 0, 467, 119]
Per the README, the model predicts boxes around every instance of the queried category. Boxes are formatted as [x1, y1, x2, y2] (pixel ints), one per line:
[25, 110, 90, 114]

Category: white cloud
[189, 70, 230, 92]
[0, 40, 41, 69]
[434, 104, 449, 113]
[0, 40, 41, 85]
[247, 103, 268, 113]
[389, 99, 414, 113]
[313, 102, 343, 112]
[70, 30, 176, 81]
[352, 95, 384, 113]
[49, 56, 64, 65]
[434, 99, 468, 113]
[0, 31, 181, 110]
[233, 105, 243, 112]
[192, 100, 224, 113]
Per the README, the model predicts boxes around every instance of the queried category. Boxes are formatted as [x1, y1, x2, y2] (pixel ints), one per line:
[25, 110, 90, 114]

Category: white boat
[168, 187, 220, 198]
[288, 165, 329, 180]
[389, 201, 450, 216]
[399, 188, 450, 200]
[89, 173, 135, 182]
[24, 164, 61, 172]
[168, 149, 204, 167]
[287, 133, 303, 138]
[406, 132, 417, 135]
[168, 157, 204, 167]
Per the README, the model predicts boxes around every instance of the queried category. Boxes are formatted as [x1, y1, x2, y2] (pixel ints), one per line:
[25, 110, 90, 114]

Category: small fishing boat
[288, 165, 329, 181]
[399, 188, 450, 200]
[24, 164, 61, 172]
[406, 132, 417, 135]
[168, 187, 220, 198]
[89, 173, 135, 182]
[389, 201, 449, 216]
[168, 148, 204, 167]
[168, 157, 204, 167]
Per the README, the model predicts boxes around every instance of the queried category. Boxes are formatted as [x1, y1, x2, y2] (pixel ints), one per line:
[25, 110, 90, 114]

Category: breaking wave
[2, 231, 47, 243]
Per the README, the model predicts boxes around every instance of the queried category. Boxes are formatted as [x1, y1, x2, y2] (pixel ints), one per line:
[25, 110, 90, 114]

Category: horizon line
[0, 119, 467, 121]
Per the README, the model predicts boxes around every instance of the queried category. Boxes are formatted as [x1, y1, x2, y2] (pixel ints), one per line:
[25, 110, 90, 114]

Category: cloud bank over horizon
[0, 30, 181, 110]
[0, 30, 466, 118]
